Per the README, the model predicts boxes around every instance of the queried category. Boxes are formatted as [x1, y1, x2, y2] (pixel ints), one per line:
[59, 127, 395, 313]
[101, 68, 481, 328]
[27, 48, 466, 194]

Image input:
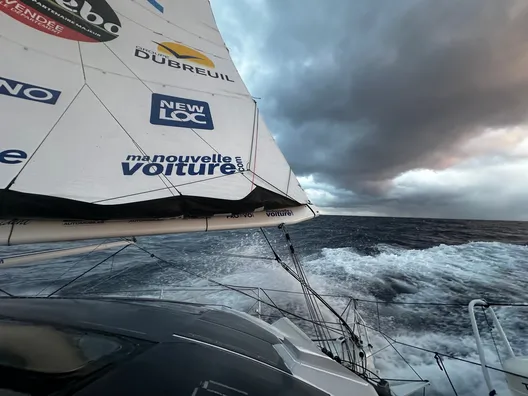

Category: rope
[36, 239, 110, 297]
[202, 286, 527, 308]
[434, 353, 458, 396]
[276, 225, 361, 350]
[359, 322, 528, 381]
[260, 288, 285, 318]
[380, 331, 423, 381]
[46, 245, 131, 297]
[278, 226, 335, 355]
[129, 243, 345, 337]
[260, 227, 330, 352]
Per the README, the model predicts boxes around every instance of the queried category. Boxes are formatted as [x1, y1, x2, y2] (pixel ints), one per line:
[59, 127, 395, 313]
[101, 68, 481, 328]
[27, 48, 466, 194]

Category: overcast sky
[211, 0, 528, 220]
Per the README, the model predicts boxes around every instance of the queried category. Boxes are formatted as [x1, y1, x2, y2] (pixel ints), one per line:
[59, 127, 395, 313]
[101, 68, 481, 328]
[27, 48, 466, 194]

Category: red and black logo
[1, 0, 121, 42]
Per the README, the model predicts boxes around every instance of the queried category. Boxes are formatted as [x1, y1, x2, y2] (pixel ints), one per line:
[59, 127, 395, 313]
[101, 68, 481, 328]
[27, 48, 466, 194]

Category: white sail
[0, 0, 317, 244]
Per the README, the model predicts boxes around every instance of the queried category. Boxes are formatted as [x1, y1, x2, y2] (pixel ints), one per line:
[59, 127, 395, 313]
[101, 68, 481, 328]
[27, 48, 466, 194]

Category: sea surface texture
[0, 215, 526, 396]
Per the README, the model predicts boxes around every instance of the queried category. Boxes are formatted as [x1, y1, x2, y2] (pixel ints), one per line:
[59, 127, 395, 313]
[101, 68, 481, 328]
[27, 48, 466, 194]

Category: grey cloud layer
[213, 0, 528, 219]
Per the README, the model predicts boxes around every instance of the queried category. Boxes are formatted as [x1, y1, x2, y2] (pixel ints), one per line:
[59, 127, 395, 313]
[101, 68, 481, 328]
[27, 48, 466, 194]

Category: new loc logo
[150, 94, 214, 130]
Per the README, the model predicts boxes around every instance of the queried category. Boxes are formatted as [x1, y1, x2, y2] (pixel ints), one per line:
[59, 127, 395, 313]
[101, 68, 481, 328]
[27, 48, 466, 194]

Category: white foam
[296, 241, 528, 396]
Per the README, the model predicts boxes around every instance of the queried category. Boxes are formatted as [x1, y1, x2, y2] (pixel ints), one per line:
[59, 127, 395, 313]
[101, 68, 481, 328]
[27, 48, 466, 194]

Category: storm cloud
[212, 0, 528, 219]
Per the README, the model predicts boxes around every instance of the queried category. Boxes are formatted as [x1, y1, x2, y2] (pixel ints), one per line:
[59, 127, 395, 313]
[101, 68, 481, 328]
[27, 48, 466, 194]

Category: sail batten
[0, 0, 316, 240]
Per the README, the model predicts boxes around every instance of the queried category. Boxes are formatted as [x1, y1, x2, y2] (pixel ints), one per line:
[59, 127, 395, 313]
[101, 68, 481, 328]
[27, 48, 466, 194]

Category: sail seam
[0, 35, 79, 67]
[242, 171, 298, 203]
[101, 43, 231, 174]
[85, 85, 182, 197]
[84, 64, 251, 100]
[2, 36, 249, 100]
[91, 173, 245, 204]
[102, 40, 248, 102]
[123, 1, 226, 50]
[103, 43, 157, 94]
[77, 42, 86, 83]
[6, 84, 87, 190]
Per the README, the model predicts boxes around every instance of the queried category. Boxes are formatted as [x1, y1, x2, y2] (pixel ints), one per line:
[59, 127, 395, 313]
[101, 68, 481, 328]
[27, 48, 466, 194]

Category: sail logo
[154, 42, 214, 68]
[150, 93, 214, 130]
[134, 42, 235, 83]
[122, 153, 245, 177]
[1, 0, 121, 42]
[0, 149, 27, 165]
[266, 210, 294, 217]
[0, 77, 61, 105]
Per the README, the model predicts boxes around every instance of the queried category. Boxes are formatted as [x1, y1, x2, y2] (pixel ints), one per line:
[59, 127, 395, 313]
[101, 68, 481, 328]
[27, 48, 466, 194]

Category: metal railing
[468, 299, 516, 395]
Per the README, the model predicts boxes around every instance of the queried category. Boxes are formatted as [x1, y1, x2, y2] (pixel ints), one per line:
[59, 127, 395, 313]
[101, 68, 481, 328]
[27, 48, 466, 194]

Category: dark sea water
[0, 215, 527, 396]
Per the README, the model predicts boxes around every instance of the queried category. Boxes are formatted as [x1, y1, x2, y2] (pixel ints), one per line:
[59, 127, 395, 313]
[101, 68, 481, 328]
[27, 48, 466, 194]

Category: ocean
[0, 215, 526, 396]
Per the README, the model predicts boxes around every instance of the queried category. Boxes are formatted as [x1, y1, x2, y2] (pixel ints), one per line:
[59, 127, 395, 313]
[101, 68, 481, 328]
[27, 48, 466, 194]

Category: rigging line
[260, 288, 285, 318]
[6, 84, 86, 190]
[85, 85, 181, 197]
[174, 284, 526, 309]
[78, 257, 148, 295]
[278, 224, 361, 345]
[434, 354, 459, 396]
[247, 103, 258, 171]
[340, 298, 353, 317]
[238, 287, 502, 306]
[382, 333, 423, 381]
[259, 228, 325, 343]
[202, 253, 276, 261]
[246, 299, 259, 315]
[130, 243, 347, 339]
[381, 379, 428, 383]
[46, 245, 131, 298]
[376, 300, 381, 332]
[360, 322, 528, 381]
[483, 307, 502, 366]
[250, 107, 259, 190]
[36, 239, 110, 297]
[0, 288, 13, 297]
[268, 226, 339, 356]
[293, 248, 335, 354]
[367, 343, 392, 357]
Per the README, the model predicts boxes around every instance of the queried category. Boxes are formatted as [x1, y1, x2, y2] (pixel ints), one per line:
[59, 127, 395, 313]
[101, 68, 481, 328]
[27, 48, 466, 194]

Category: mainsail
[0, 0, 317, 244]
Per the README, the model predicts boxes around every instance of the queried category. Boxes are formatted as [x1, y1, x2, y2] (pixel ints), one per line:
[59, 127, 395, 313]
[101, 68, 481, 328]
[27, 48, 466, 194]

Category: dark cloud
[212, 0, 528, 218]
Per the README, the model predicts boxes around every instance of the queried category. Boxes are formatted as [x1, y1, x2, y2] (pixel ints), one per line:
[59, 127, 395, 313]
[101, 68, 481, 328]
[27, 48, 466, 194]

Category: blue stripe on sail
[147, 0, 164, 13]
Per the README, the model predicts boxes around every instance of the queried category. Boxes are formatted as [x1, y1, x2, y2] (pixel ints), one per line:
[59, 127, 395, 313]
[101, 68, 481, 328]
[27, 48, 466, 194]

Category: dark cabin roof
[0, 297, 329, 396]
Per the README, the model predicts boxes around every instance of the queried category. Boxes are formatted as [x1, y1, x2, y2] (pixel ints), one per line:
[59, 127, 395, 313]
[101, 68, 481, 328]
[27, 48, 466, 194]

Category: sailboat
[0, 1, 524, 395]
